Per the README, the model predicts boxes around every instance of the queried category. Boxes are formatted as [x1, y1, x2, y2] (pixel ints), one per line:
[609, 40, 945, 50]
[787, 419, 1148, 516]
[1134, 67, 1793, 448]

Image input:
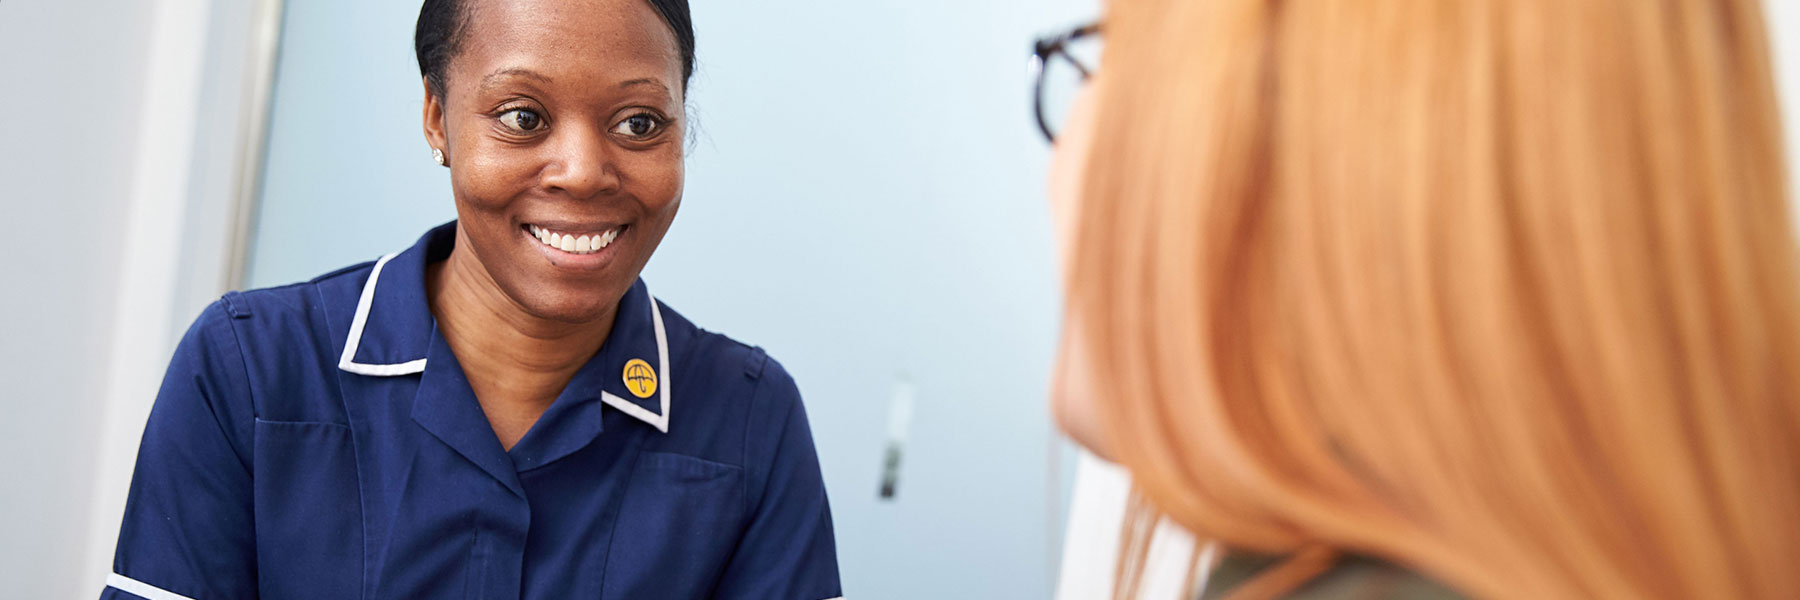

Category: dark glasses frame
[1029, 22, 1101, 143]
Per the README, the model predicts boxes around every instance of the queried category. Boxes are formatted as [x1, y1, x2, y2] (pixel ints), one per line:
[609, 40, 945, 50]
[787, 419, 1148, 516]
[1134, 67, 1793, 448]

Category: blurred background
[0, 1, 1795, 598]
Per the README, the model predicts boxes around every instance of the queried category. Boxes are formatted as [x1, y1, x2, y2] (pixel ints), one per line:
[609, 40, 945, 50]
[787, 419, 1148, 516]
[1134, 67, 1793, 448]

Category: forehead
[451, 0, 680, 89]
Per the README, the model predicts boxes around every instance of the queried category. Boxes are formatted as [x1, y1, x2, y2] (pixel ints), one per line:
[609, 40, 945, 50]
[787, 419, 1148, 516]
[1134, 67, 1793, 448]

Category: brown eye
[500, 108, 543, 133]
[611, 114, 663, 139]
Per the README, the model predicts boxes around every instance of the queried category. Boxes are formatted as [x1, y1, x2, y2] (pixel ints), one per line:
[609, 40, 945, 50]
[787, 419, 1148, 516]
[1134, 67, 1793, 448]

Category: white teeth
[530, 225, 620, 255]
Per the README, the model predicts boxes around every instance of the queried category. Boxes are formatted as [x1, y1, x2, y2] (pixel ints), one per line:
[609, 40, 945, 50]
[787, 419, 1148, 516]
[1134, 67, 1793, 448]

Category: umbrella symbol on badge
[623, 358, 657, 399]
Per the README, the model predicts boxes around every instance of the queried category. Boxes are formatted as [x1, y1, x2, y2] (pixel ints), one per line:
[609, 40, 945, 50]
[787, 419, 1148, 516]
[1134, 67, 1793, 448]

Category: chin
[516, 292, 620, 325]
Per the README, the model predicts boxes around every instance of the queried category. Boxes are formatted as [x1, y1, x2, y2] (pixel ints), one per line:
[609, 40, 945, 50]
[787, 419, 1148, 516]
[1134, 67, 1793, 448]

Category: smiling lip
[527, 223, 623, 254]
[522, 222, 628, 268]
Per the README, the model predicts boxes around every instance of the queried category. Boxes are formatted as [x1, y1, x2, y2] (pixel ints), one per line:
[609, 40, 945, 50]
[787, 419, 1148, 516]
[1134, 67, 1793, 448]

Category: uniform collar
[336, 221, 673, 433]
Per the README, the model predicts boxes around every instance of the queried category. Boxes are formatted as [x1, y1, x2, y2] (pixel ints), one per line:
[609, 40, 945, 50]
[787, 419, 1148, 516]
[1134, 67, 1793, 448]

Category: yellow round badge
[622, 358, 657, 399]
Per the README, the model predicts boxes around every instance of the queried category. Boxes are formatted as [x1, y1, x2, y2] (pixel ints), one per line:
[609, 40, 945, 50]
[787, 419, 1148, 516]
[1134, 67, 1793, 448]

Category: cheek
[1049, 84, 1112, 456]
[1048, 85, 1099, 274]
[625, 146, 685, 220]
[449, 144, 538, 212]
[1047, 149, 1083, 275]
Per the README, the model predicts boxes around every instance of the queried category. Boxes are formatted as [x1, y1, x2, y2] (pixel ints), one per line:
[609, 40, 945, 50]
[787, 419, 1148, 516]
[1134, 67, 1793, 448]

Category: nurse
[101, 0, 841, 598]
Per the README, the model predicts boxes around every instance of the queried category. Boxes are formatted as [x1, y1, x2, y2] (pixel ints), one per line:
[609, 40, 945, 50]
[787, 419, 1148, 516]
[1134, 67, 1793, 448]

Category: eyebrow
[479, 70, 670, 95]
[618, 78, 671, 93]
[480, 67, 552, 89]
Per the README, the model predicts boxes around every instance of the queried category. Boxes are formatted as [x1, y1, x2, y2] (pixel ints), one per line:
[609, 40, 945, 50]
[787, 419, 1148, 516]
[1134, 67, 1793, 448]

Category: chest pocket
[603, 451, 747, 600]
[253, 419, 362, 600]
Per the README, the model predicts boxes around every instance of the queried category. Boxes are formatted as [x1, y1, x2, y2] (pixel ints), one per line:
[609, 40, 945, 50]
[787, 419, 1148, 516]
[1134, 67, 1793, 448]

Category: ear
[422, 76, 449, 161]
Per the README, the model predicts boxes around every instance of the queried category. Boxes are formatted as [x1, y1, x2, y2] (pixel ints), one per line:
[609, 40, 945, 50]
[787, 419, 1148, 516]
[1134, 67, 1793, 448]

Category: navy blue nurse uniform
[101, 222, 843, 600]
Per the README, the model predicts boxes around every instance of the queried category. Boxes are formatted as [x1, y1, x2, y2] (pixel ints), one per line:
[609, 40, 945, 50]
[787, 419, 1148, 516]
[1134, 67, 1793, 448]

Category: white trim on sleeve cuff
[105, 573, 197, 600]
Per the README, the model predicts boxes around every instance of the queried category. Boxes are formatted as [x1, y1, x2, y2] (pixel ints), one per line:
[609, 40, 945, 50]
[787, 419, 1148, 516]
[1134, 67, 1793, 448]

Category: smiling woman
[98, 1, 842, 599]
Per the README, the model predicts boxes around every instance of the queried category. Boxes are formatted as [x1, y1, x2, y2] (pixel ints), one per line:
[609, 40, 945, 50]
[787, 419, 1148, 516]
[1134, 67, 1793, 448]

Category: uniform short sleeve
[102, 300, 258, 599]
[711, 357, 843, 600]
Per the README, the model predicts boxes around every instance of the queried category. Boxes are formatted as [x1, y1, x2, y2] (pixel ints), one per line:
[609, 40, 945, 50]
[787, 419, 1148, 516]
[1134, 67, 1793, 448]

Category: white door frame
[79, 0, 284, 593]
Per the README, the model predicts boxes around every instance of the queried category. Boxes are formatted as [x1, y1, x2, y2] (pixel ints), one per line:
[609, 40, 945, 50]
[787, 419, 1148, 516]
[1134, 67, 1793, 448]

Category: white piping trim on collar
[597, 293, 672, 433]
[339, 249, 670, 432]
[338, 252, 427, 377]
[106, 573, 197, 600]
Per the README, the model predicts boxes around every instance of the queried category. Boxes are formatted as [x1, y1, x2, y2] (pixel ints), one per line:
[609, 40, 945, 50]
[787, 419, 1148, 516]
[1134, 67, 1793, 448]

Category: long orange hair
[1067, 0, 1800, 597]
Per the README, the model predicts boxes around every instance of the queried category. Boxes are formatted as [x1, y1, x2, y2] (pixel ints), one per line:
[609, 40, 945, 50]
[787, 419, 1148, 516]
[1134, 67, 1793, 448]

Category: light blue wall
[247, 0, 1095, 598]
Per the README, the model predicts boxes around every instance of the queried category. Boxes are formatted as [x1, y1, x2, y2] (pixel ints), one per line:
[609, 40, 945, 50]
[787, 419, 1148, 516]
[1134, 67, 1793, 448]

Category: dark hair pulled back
[414, 0, 695, 100]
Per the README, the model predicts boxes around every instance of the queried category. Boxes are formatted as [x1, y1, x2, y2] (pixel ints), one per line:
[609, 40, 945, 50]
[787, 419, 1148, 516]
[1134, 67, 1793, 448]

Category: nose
[540, 124, 621, 199]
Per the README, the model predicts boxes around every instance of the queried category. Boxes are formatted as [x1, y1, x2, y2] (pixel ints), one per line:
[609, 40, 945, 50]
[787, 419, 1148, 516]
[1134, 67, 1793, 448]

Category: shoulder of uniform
[200, 261, 378, 421]
[670, 322, 779, 384]
[213, 259, 376, 322]
[652, 297, 798, 409]
[651, 297, 758, 376]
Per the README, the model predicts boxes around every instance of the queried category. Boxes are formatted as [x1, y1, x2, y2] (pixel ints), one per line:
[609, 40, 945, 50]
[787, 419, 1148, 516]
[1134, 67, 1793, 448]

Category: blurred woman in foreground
[1044, 0, 1800, 597]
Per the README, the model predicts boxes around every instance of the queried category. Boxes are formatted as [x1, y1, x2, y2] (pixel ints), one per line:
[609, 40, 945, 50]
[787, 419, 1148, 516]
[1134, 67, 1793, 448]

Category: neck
[426, 234, 616, 406]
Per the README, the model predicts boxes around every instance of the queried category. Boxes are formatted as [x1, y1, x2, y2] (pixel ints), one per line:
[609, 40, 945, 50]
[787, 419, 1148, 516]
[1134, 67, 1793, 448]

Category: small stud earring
[431, 148, 445, 166]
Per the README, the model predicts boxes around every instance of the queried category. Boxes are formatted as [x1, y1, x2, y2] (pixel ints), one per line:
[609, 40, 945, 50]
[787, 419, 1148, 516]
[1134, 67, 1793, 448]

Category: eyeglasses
[1030, 22, 1101, 144]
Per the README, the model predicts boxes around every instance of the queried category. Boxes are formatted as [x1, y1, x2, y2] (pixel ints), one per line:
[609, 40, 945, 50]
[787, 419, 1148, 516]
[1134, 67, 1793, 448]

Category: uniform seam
[315, 276, 373, 599]
[312, 280, 353, 400]
[739, 375, 762, 519]
[251, 417, 349, 428]
[743, 345, 770, 380]
[347, 405, 369, 600]
[637, 450, 743, 472]
[736, 345, 771, 519]
[757, 386, 797, 517]
[305, 278, 370, 598]
[596, 441, 649, 600]
[217, 301, 260, 473]
[213, 300, 263, 593]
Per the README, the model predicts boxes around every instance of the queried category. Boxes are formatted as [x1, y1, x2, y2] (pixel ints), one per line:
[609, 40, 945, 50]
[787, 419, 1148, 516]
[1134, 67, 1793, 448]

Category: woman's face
[423, 0, 684, 324]
[1048, 80, 1115, 458]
